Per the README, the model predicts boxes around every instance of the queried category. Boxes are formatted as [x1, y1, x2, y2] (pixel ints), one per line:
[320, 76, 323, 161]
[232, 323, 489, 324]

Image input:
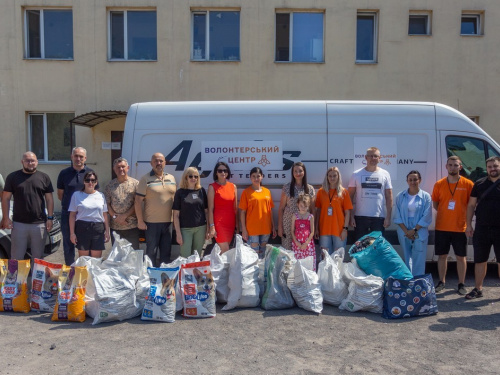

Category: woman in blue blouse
[394, 170, 432, 276]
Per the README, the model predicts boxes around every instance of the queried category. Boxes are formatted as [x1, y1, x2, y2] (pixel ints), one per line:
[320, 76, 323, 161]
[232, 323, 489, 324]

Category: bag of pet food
[317, 248, 348, 306]
[31, 259, 63, 312]
[349, 231, 413, 281]
[382, 274, 438, 319]
[180, 261, 216, 318]
[141, 267, 179, 323]
[0, 259, 30, 313]
[52, 265, 88, 322]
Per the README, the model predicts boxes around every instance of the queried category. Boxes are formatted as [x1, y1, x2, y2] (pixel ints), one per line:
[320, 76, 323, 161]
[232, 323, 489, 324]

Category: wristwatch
[47, 216, 54, 220]
[343, 227, 348, 231]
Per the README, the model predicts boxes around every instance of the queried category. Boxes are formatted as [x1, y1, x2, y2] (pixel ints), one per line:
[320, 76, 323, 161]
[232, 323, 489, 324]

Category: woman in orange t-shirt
[208, 162, 238, 253]
[239, 167, 276, 258]
[314, 167, 353, 255]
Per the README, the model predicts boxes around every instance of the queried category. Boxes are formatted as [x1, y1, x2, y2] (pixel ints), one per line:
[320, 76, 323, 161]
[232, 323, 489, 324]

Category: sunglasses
[217, 169, 228, 174]
[85, 179, 97, 183]
[188, 175, 199, 179]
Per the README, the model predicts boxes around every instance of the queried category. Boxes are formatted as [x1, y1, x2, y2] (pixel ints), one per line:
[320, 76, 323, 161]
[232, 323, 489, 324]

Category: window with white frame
[25, 8, 73, 59]
[275, 11, 324, 63]
[109, 10, 157, 60]
[461, 13, 482, 35]
[29, 113, 75, 162]
[191, 10, 240, 61]
[356, 12, 378, 63]
[409, 13, 431, 35]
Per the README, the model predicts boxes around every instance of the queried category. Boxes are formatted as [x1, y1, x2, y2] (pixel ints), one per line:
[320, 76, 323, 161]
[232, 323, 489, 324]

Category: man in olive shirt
[135, 153, 176, 266]
[104, 157, 140, 249]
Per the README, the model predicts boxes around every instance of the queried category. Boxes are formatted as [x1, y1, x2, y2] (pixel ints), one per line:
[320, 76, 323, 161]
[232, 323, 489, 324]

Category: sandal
[465, 288, 483, 300]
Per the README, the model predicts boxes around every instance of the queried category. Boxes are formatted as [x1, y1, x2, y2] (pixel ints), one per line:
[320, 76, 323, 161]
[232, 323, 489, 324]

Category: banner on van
[201, 141, 283, 172]
[354, 137, 398, 179]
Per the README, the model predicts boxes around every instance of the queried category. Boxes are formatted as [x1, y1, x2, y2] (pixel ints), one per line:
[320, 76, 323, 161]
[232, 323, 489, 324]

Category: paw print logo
[258, 155, 271, 167]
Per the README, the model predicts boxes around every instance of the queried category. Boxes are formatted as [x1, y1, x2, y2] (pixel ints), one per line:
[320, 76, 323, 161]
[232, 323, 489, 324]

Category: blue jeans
[61, 211, 75, 265]
[319, 235, 345, 256]
[396, 217, 427, 276]
[247, 234, 270, 258]
[145, 222, 172, 267]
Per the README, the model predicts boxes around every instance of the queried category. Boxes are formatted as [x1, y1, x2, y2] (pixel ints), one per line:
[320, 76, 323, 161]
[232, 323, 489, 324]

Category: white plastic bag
[339, 261, 384, 313]
[222, 235, 260, 310]
[317, 248, 348, 306]
[287, 257, 323, 313]
[261, 246, 295, 310]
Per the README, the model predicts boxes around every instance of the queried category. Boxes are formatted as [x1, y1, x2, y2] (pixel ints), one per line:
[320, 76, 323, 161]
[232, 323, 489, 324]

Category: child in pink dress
[291, 194, 316, 271]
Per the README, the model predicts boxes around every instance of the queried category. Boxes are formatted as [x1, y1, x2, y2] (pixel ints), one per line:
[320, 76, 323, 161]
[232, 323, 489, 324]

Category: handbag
[382, 273, 438, 319]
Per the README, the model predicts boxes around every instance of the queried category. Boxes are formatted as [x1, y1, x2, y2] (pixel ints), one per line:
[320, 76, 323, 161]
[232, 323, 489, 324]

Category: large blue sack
[382, 274, 438, 319]
[348, 231, 413, 280]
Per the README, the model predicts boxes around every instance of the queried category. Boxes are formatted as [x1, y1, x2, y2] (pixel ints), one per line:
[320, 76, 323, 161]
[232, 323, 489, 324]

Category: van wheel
[0, 237, 11, 259]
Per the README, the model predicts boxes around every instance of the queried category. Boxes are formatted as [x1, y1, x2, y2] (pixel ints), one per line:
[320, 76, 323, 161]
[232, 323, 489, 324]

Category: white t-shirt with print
[348, 167, 392, 218]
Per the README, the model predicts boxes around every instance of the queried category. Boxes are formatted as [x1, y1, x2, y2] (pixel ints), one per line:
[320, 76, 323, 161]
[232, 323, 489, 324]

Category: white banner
[354, 137, 398, 179]
[201, 141, 283, 172]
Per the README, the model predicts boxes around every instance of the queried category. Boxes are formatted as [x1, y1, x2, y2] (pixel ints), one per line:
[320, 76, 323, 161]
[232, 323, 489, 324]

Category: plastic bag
[180, 261, 216, 318]
[52, 265, 88, 322]
[287, 257, 323, 313]
[142, 266, 179, 323]
[349, 232, 413, 280]
[203, 243, 230, 303]
[317, 248, 348, 306]
[222, 235, 260, 310]
[31, 259, 63, 312]
[339, 261, 384, 313]
[0, 259, 30, 313]
[261, 246, 295, 310]
[383, 274, 438, 319]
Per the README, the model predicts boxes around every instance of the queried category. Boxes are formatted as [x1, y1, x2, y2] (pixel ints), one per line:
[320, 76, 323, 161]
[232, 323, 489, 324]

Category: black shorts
[434, 230, 467, 257]
[473, 226, 500, 263]
[75, 220, 105, 251]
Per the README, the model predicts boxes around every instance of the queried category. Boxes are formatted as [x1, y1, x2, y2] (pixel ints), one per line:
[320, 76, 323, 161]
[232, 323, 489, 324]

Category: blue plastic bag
[348, 231, 413, 280]
[382, 273, 438, 319]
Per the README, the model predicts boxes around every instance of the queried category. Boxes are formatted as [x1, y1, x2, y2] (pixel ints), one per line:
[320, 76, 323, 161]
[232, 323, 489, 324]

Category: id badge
[447, 200, 456, 210]
[327, 207, 333, 216]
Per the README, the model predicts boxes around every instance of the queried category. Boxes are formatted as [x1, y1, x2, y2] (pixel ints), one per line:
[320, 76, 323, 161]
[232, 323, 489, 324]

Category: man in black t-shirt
[465, 156, 500, 299]
[1, 152, 54, 260]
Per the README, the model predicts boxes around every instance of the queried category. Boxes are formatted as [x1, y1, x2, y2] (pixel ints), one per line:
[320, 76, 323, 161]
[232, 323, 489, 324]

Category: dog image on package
[0, 259, 30, 313]
[31, 259, 63, 312]
[52, 265, 88, 322]
[142, 267, 179, 323]
[180, 261, 216, 318]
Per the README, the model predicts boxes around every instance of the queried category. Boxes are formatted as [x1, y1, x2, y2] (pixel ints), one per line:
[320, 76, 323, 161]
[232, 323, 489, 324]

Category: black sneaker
[435, 281, 445, 293]
[458, 283, 467, 296]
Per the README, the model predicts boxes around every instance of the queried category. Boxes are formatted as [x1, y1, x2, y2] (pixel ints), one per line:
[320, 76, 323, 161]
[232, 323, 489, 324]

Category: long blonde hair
[322, 167, 344, 196]
[180, 167, 201, 189]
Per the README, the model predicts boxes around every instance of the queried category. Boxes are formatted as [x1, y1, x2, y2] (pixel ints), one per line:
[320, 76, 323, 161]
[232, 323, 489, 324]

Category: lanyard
[446, 176, 460, 198]
[328, 189, 336, 206]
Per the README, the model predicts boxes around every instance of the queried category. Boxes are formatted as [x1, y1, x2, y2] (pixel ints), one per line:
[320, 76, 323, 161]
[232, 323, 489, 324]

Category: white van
[122, 101, 500, 261]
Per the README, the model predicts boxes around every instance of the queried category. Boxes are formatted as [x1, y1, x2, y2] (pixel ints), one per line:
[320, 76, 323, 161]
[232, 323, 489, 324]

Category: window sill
[274, 61, 325, 64]
[190, 59, 241, 62]
[108, 59, 158, 62]
[24, 58, 74, 61]
[37, 161, 71, 165]
[355, 61, 378, 65]
[460, 34, 483, 37]
[408, 34, 432, 37]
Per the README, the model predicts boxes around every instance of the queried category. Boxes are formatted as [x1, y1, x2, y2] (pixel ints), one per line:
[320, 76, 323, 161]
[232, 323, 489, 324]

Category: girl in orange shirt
[239, 167, 276, 258]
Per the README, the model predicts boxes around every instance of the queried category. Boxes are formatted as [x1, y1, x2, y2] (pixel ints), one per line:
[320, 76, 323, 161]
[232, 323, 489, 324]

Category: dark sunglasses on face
[85, 179, 97, 183]
[217, 169, 228, 174]
[188, 175, 199, 179]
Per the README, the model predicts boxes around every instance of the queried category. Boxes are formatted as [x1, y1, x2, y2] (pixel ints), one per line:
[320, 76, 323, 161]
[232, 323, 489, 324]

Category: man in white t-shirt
[348, 147, 393, 241]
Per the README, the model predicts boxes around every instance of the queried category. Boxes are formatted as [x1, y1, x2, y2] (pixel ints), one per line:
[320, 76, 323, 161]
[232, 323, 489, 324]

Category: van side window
[446, 135, 487, 182]
[488, 144, 500, 158]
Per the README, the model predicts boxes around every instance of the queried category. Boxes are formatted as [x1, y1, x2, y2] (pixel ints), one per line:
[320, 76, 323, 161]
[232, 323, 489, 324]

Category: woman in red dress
[208, 162, 238, 253]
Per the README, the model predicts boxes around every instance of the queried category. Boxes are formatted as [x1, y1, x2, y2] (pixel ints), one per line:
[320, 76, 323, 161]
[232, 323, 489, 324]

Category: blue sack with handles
[348, 231, 413, 280]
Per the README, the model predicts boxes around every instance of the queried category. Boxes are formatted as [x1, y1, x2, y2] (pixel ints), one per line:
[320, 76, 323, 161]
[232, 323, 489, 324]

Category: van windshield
[445, 135, 499, 182]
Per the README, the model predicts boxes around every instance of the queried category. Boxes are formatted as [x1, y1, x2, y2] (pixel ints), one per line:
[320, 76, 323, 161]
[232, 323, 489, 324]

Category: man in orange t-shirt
[431, 156, 474, 295]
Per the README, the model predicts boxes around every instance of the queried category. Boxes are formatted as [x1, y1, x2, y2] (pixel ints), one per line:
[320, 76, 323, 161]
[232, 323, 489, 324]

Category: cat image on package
[52, 265, 88, 322]
[142, 267, 179, 323]
[31, 259, 63, 312]
[180, 261, 216, 318]
[0, 259, 30, 313]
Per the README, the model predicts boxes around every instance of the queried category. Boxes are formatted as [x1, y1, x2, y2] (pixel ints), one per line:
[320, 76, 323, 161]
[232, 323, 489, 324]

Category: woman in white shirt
[394, 170, 432, 276]
[69, 171, 110, 260]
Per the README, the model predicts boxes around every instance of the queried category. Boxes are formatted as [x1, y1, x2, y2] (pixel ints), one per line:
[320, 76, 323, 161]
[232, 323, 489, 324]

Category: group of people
[1, 146, 499, 300]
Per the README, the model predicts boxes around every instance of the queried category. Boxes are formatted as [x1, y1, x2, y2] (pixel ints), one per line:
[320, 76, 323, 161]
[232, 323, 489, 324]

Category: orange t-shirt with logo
[431, 176, 473, 232]
[239, 186, 274, 236]
[315, 187, 353, 237]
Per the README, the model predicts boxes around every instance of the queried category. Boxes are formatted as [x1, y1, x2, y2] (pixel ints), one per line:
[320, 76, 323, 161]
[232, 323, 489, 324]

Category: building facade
[1, 0, 499, 210]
